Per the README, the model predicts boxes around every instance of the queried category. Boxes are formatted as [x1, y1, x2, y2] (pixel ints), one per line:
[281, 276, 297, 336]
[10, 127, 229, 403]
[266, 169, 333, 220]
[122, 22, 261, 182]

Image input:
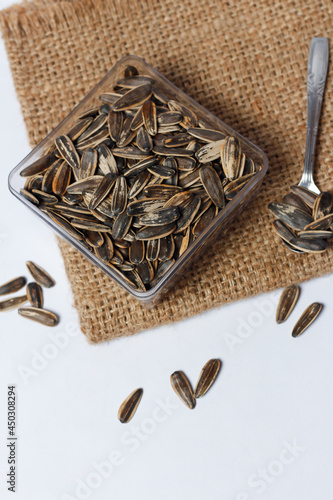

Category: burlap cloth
[1, 0, 333, 343]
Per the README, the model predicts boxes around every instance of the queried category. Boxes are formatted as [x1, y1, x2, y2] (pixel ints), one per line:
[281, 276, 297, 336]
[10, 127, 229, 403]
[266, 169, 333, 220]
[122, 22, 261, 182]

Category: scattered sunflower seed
[292, 302, 323, 338]
[276, 285, 300, 324]
[170, 371, 196, 409]
[118, 388, 143, 423]
[194, 359, 221, 398]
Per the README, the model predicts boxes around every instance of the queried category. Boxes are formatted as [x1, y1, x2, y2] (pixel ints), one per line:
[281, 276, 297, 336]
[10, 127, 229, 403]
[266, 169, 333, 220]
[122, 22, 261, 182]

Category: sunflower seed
[175, 196, 201, 233]
[192, 205, 216, 236]
[85, 231, 104, 248]
[66, 176, 103, 194]
[304, 213, 333, 231]
[95, 234, 114, 262]
[158, 235, 175, 262]
[0, 294, 28, 312]
[194, 359, 221, 398]
[76, 114, 107, 143]
[283, 192, 311, 214]
[272, 220, 296, 243]
[290, 185, 317, 208]
[170, 371, 196, 409]
[19, 189, 39, 205]
[26, 261, 55, 288]
[146, 239, 160, 261]
[152, 146, 194, 157]
[164, 191, 193, 209]
[142, 100, 157, 136]
[288, 237, 327, 253]
[32, 189, 58, 204]
[76, 127, 110, 150]
[127, 198, 166, 216]
[276, 285, 300, 324]
[89, 173, 117, 210]
[139, 207, 179, 226]
[292, 303, 323, 337]
[107, 110, 123, 143]
[55, 135, 80, 170]
[113, 146, 151, 159]
[52, 162, 71, 196]
[112, 211, 133, 240]
[173, 157, 194, 172]
[111, 176, 127, 216]
[0, 276, 27, 296]
[68, 117, 93, 141]
[20, 153, 56, 177]
[268, 203, 313, 230]
[158, 111, 182, 126]
[143, 185, 182, 199]
[199, 165, 225, 208]
[124, 65, 139, 78]
[80, 148, 98, 179]
[136, 126, 153, 152]
[118, 388, 143, 423]
[117, 116, 136, 148]
[179, 227, 191, 256]
[168, 100, 198, 128]
[117, 76, 155, 87]
[137, 259, 154, 284]
[298, 229, 333, 239]
[27, 282, 44, 308]
[196, 139, 226, 163]
[221, 136, 241, 180]
[41, 160, 62, 192]
[129, 240, 145, 264]
[128, 171, 151, 199]
[136, 222, 176, 240]
[18, 307, 59, 326]
[224, 173, 256, 200]
[113, 84, 152, 111]
[147, 164, 175, 179]
[164, 133, 192, 148]
[188, 127, 225, 143]
[312, 191, 332, 219]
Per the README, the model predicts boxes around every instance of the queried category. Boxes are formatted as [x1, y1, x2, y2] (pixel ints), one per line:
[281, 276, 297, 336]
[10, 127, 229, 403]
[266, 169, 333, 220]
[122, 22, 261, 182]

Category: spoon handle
[301, 37, 329, 191]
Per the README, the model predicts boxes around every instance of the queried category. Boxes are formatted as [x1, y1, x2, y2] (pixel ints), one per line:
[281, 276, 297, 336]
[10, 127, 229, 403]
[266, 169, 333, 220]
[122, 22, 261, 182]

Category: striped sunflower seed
[118, 388, 143, 424]
[292, 303, 323, 338]
[170, 371, 196, 409]
[18, 307, 59, 327]
[27, 282, 44, 308]
[276, 285, 300, 324]
[0, 295, 28, 312]
[26, 261, 56, 288]
[194, 359, 221, 398]
[0, 276, 27, 296]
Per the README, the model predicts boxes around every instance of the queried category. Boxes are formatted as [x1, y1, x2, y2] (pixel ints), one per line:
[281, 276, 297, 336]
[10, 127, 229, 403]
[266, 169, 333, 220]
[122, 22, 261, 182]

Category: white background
[1, 1, 333, 499]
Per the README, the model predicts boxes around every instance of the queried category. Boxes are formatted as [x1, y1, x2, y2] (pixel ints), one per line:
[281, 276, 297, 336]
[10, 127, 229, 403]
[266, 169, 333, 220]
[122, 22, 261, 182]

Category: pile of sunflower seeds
[275, 284, 323, 337]
[0, 261, 59, 326]
[20, 64, 259, 291]
[269, 186, 333, 253]
[118, 358, 221, 423]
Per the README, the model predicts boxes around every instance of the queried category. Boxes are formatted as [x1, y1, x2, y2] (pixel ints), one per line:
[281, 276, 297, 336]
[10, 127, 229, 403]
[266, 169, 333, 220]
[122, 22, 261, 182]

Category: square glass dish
[8, 55, 268, 306]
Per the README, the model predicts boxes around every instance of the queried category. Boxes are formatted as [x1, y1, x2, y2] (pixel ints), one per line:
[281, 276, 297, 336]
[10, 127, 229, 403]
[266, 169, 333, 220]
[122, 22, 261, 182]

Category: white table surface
[1, 2, 333, 498]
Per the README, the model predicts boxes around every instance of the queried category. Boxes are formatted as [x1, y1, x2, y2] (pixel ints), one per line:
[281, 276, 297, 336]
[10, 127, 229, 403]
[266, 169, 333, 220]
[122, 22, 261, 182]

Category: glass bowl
[8, 55, 268, 306]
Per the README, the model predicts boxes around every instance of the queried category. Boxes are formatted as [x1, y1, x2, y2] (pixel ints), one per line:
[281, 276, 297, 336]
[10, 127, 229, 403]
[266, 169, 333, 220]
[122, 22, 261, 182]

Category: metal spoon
[298, 37, 329, 194]
[288, 37, 329, 253]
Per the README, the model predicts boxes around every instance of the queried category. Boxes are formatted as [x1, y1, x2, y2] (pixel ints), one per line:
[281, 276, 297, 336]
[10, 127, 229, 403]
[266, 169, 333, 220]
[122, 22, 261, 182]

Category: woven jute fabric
[1, 0, 333, 343]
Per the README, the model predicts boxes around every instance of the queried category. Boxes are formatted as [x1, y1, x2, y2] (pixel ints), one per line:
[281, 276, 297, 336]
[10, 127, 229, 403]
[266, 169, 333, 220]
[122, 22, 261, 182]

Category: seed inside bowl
[20, 65, 261, 292]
